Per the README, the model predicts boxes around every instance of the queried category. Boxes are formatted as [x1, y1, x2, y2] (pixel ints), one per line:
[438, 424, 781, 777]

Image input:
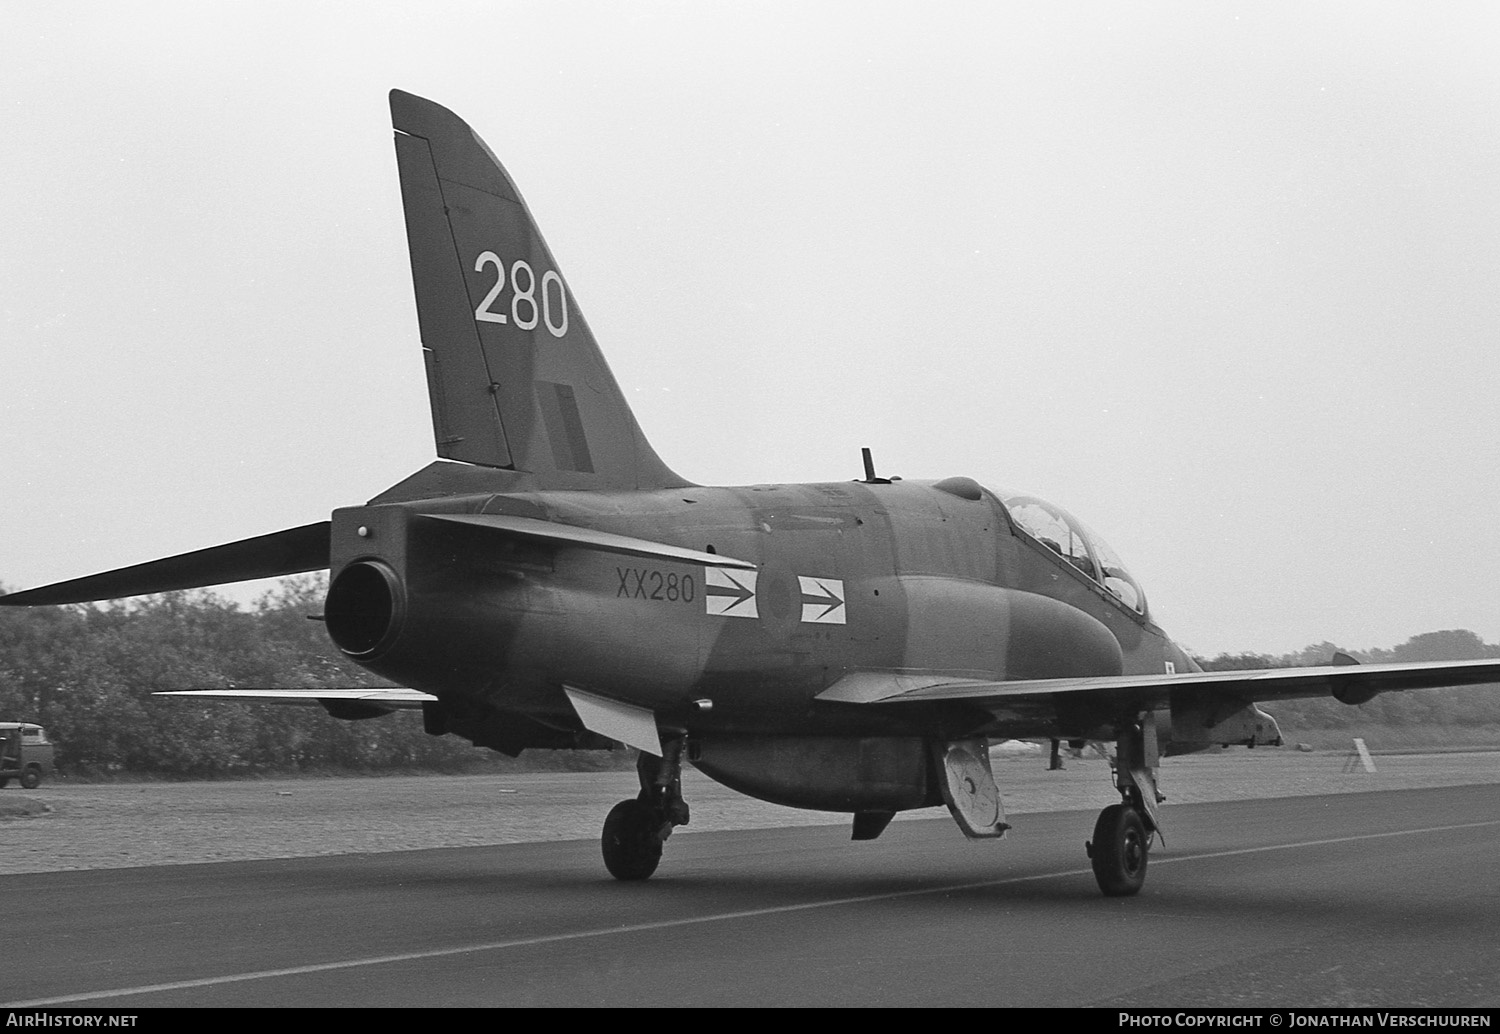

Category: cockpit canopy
[994, 488, 1148, 616]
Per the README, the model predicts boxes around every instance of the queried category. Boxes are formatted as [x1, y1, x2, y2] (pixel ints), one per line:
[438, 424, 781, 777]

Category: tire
[1090, 803, 1148, 896]
[19, 768, 40, 790]
[601, 798, 663, 881]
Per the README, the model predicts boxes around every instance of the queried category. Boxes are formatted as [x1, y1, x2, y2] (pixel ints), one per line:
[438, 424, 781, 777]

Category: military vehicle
[0, 724, 54, 790]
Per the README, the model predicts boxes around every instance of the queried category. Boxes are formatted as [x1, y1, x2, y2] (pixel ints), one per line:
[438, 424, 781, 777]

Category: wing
[817, 658, 1500, 709]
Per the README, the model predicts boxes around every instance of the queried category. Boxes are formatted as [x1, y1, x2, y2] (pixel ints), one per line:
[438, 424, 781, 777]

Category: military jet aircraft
[7, 90, 1500, 896]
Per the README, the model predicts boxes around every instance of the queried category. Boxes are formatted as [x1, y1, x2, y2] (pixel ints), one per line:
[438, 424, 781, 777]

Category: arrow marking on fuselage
[706, 567, 759, 618]
[798, 576, 846, 624]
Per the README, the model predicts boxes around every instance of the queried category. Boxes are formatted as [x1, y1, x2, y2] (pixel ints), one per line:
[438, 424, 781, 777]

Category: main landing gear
[1085, 718, 1164, 897]
[602, 736, 689, 881]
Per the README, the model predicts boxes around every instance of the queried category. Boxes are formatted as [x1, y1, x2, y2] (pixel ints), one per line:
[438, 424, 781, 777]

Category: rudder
[390, 89, 688, 491]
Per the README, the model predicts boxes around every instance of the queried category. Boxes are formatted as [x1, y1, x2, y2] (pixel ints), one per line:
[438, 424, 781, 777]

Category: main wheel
[1089, 803, 1148, 896]
[601, 799, 663, 881]
[19, 768, 40, 790]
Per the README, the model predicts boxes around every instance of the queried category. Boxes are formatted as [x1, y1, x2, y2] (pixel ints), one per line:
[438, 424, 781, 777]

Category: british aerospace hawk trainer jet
[7, 91, 1500, 896]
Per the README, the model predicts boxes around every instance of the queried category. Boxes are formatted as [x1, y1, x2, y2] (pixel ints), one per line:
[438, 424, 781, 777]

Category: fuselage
[323, 470, 1197, 746]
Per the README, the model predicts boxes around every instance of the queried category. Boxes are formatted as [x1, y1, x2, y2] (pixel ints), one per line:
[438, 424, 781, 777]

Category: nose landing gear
[1084, 716, 1163, 897]
[1087, 802, 1149, 896]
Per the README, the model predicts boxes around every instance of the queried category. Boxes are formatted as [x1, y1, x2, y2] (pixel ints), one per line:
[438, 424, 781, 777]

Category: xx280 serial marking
[616, 566, 696, 603]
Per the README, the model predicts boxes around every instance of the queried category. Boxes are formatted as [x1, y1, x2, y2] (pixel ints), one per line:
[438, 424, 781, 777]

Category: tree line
[2, 578, 1498, 777]
[0, 577, 624, 777]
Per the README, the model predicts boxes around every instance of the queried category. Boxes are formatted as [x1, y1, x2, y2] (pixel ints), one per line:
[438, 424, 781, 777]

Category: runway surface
[4, 784, 1498, 1007]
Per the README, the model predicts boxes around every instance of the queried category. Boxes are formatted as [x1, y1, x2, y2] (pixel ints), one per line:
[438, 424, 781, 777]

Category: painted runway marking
[9, 817, 1499, 1007]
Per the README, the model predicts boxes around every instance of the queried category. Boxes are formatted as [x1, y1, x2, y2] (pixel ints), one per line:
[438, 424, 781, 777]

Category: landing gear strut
[1085, 717, 1163, 896]
[601, 736, 689, 881]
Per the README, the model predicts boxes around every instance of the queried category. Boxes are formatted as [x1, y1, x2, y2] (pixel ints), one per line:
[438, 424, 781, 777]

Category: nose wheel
[1086, 803, 1149, 896]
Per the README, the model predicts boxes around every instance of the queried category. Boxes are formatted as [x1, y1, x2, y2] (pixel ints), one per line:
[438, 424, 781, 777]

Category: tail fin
[389, 90, 688, 491]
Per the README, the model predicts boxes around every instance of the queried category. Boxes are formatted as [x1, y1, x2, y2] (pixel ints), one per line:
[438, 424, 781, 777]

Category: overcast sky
[3, 2, 1499, 657]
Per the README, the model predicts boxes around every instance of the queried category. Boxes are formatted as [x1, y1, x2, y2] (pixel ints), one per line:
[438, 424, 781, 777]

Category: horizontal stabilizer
[818, 658, 1500, 708]
[155, 687, 433, 709]
[421, 513, 756, 569]
[0, 522, 331, 606]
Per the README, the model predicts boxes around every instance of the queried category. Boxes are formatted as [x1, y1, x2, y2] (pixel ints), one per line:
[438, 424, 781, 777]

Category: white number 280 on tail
[473, 251, 568, 338]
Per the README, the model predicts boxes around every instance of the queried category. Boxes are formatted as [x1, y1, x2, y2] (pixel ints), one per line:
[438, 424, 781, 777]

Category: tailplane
[390, 89, 688, 490]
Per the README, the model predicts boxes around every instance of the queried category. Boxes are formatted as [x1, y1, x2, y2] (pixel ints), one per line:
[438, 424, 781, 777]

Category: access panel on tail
[390, 89, 688, 491]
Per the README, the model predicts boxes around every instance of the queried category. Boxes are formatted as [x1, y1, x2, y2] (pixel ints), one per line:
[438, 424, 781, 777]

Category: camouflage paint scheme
[8, 92, 1500, 892]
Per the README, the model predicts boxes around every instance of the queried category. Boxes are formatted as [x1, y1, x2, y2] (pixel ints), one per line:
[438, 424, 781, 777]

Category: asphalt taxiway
[4, 784, 1497, 1007]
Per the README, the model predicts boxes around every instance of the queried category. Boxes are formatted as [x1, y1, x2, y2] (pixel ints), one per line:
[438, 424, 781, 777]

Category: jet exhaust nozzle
[325, 560, 406, 658]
